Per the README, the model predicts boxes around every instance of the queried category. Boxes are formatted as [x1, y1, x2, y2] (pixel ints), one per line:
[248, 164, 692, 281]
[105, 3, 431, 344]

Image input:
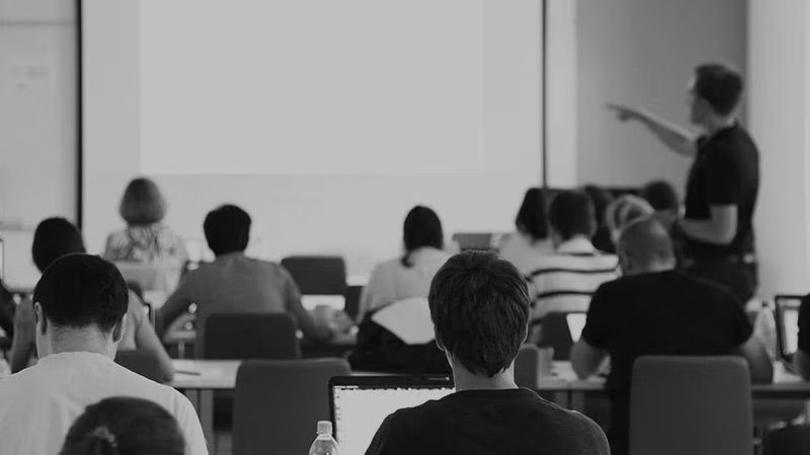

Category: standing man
[609, 63, 759, 303]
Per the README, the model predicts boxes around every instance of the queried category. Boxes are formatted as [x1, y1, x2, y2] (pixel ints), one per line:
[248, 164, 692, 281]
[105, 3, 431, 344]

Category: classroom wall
[576, 0, 748, 192]
[748, 0, 810, 297]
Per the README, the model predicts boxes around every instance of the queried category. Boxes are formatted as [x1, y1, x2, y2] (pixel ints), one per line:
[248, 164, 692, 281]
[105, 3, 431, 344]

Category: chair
[203, 313, 300, 360]
[630, 356, 753, 455]
[115, 350, 166, 383]
[233, 358, 351, 455]
[514, 344, 541, 388]
[280, 256, 347, 296]
[763, 424, 810, 455]
[536, 312, 584, 360]
[451, 232, 493, 251]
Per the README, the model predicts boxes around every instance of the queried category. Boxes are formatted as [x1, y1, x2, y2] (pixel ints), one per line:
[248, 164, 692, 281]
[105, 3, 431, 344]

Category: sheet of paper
[371, 297, 434, 345]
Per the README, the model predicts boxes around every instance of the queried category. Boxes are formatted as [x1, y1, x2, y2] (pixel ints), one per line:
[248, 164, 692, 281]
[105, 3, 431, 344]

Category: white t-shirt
[0, 351, 208, 455]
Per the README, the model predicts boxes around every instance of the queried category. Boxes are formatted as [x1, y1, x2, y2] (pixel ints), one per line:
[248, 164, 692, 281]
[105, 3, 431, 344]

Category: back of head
[34, 254, 128, 332]
[119, 177, 167, 226]
[402, 205, 444, 266]
[694, 63, 743, 116]
[428, 251, 530, 377]
[548, 190, 596, 241]
[605, 195, 655, 237]
[640, 180, 679, 212]
[514, 187, 548, 241]
[582, 184, 614, 228]
[61, 397, 185, 455]
[617, 217, 675, 274]
[32, 218, 87, 273]
[203, 204, 251, 256]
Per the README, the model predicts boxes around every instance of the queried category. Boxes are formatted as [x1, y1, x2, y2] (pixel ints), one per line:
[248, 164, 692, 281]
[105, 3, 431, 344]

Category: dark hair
[60, 397, 185, 455]
[640, 180, 679, 211]
[694, 64, 743, 116]
[582, 185, 614, 228]
[401, 206, 444, 267]
[514, 188, 548, 241]
[32, 218, 87, 272]
[428, 251, 530, 377]
[119, 178, 167, 226]
[548, 190, 596, 241]
[203, 204, 251, 256]
[33, 254, 128, 332]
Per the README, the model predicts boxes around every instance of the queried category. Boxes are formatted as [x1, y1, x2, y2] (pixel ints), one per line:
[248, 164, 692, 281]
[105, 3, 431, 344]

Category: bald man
[571, 217, 772, 455]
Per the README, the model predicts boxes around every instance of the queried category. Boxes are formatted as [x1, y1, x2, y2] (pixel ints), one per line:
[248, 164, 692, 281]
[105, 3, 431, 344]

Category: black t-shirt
[581, 271, 753, 450]
[365, 388, 609, 455]
[683, 124, 759, 259]
[799, 295, 810, 355]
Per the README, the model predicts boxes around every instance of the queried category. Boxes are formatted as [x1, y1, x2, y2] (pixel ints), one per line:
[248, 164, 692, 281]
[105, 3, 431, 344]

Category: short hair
[694, 64, 743, 116]
[32, 218, 86, 273]
[582, 184, 614, 228]
[402, 206, 444, 267]
[204, 204, 251, 256]
[605, 195, 655, 237]
[617, 217, 675, 266]
[119, 177, 167, 225]
[33, 254, 128, 332]
[640, 180, 679, 212]
[548, 190, 596, 241]
[428, 251, 530, 377]
[514, 188, 548, 241]
[60, 397, 185, 455]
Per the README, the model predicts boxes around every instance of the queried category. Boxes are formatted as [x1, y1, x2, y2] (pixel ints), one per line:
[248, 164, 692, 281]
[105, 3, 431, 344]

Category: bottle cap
[317, 420, 333, 435]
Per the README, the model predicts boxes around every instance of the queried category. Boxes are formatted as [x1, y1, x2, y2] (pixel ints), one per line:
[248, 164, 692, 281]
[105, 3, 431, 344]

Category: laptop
[774, 294, 803, 363]
[329, 375, 454, 454]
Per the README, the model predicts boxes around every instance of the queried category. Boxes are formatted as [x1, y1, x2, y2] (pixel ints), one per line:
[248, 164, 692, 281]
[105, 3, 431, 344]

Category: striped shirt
[524, 237, 618, 337]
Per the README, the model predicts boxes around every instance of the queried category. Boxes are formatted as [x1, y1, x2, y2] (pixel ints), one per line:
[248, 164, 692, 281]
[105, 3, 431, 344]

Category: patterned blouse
[103, 223, 188, 264]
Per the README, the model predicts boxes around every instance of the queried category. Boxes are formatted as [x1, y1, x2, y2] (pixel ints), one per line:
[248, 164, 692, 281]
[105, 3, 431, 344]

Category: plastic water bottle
[309, 421, 339, 455]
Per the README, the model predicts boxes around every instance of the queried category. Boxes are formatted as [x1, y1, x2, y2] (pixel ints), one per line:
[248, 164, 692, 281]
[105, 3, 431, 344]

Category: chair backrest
[451, 232, 493, 251]
[281, 256, 347, 295]
[537, 312, 585, 360]
[514, 344, 541, 388]
[115, 350, 165, 383]
[233, 358, 351, 455]
[630, 356, 753, 455]
[763, 424, 810, 455]
[203, 313, 301, 360]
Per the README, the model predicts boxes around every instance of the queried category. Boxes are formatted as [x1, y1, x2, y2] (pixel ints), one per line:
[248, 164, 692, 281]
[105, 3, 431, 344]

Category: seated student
[0, 280, 15, 340]
[499, 188, 554, 272]
[0, 255, 207, 455]
[159, 204, 333, 354]
[571, 217, 773, 455]
[366, 251, 609, 455]
[796, 295, 810, 379]
[583, 184, 615, 253]
[604, 195, 655, 247]
[640, 179, 680, 217]
[523, 191, 618, 340]
[9, 218, 174, 382]
[61, 397, 185, 455]
[358, 205, 451, 322]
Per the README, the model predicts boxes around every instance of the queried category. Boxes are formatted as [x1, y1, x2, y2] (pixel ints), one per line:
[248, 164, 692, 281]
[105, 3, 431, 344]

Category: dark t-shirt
[683, 124, 759, 259]
[799, 295, 810, 355]
[365, 388, 609, 455]
[581, 271, 753, 451]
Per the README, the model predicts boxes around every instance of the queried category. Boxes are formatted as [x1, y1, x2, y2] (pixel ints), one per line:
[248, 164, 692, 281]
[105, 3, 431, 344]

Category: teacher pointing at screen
[608, 63, 759, 304]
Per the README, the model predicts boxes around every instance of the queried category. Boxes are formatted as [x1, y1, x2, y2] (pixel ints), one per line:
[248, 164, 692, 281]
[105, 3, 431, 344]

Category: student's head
[403, 205, 444, 254]
[617, 217, 676, 276]
[428, 251, 530, 378]
[61, 397, 185, 455]
[119, 178, 167, 226]
[605, 195, 655, 244]
[203, 204, 251, 256]
[582, 184, 614, 229]
[32, 218, 86, 273]
[514, 188, 548, 241]
[688, 63, 743, 124]
[33, 254, 129, 358]
[548, 190, 596, 246]
[640, 180, 679, 213]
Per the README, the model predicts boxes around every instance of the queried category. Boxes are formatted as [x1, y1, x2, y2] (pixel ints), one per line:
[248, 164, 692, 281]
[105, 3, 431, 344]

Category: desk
[172, 360, 241, 446]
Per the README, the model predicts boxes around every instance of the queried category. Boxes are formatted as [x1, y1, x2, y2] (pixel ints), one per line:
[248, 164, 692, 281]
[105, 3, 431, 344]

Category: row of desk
[170, 359, 810, 444]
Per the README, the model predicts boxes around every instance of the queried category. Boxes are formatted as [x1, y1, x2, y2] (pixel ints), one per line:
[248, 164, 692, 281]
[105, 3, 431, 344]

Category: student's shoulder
[523, 397, 609, 452]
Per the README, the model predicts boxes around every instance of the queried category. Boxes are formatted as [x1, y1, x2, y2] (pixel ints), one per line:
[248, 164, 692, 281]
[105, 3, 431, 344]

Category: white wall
[748, 0, 810, 297]
[576, 0, 747, 191]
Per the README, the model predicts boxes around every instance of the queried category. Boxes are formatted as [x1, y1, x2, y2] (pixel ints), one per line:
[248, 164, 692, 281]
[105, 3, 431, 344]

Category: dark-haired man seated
[366, 251, 609, 455]
[0, 254, 207, 455]
[571, 218, 773, 455]
[159, 204, 334, 355]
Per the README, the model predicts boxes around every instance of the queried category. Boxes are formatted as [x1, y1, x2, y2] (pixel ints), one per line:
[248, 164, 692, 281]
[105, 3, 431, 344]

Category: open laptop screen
[330, 376, 454, 455]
